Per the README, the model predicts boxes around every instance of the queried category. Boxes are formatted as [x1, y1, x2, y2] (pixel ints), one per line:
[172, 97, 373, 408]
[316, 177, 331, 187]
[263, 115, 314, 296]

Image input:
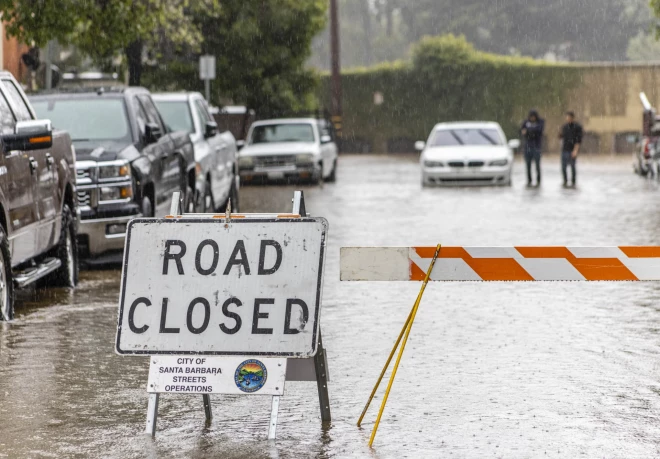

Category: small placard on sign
[148, 356, 286, 395]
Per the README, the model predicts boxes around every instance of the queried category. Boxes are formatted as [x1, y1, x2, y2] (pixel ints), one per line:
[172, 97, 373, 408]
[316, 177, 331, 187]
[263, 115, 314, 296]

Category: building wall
[0, 22, 28, 82]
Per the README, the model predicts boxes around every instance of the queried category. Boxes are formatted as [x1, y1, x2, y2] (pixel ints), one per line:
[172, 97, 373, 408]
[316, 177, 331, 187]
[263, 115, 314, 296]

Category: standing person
[521, 110, 545, 187]
[559, 111, 583, 187]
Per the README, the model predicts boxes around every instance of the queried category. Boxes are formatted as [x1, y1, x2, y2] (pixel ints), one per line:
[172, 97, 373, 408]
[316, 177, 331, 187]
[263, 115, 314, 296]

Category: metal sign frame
[142, 191, 331, 439]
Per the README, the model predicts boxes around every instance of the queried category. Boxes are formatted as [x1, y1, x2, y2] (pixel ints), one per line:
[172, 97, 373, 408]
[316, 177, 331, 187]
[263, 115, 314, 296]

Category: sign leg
[314, 330, 332, 423]
[145, 393, 160, 437]
[268, 395, 281, 440]
[202, 394, 213, 422]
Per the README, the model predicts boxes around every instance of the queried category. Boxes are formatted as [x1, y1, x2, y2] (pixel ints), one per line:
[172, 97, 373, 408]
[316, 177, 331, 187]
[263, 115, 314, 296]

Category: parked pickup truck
[238, 118, 338, 184]
[153, 92, 240, 212]
[31, 87, 195, 263]
[0, 72, 78, 321]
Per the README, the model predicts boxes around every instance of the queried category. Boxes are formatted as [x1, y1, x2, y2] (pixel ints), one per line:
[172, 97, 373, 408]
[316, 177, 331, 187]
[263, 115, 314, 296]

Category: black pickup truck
[0, 72, 79, 321]
[31, 87, 196, 263]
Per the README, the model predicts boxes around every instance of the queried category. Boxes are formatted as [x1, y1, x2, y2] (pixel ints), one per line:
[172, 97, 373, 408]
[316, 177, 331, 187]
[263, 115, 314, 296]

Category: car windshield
[431, 128, 502, 146]
[250, 123, 315, 144]
[31, 98, 131, 142]
[154, 101, 194, 133]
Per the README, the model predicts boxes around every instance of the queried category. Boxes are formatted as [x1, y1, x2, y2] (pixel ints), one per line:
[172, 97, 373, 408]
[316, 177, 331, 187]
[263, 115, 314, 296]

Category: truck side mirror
[2, 119, 53, 152]
[414, 140, 425, 151]
[236, 140, 245, 150]
[508, 139, 521, 150]
[204, 121, 218, 139]
[145, 122, 162, 144]
[320, 135, 332, 144]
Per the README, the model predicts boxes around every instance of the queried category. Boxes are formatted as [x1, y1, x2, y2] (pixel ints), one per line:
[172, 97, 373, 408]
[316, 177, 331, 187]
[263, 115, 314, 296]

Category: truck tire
[0, 226, 14, 321]
[219, 177, 240, 213]
[203, 182, 214, 213]
[184, 186, 195, 213]
[48, 204, 78, 288]
[141, 196, 153, 217]
[324, 159, 337, 183]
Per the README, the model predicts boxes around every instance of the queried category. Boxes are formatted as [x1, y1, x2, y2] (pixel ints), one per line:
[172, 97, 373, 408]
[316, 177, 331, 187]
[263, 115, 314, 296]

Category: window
[431, 128, 503, 147]
[250, 123, 315, 144]
[132, 97, 148, 137]
[138, 95, 164, 132]
[2, 80, 32, 121]
[154, 101, 194, 134]
[31, 98, 130, 142]
[194, 99, 212, 124]
[0, 93, 16, 135]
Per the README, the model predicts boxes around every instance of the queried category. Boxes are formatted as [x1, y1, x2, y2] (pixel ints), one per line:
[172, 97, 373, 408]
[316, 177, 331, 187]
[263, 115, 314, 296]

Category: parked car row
[0, 79, 248, 320]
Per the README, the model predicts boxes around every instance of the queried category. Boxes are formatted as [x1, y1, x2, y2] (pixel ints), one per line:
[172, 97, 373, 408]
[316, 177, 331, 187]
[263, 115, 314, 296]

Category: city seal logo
[234, 359, 268, 393]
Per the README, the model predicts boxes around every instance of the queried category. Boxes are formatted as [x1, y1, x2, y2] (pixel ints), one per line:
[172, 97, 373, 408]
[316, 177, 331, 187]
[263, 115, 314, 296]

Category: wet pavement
[3, 154, 660, 458]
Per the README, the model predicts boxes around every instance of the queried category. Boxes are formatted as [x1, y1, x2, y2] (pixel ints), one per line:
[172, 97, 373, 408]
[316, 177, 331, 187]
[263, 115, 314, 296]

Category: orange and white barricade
[340, 246, 660, 281]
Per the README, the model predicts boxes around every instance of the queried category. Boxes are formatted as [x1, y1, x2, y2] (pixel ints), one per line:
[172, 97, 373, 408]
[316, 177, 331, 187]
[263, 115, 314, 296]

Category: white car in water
[238, 118, 338, 184]
[416, 121, 519, 186]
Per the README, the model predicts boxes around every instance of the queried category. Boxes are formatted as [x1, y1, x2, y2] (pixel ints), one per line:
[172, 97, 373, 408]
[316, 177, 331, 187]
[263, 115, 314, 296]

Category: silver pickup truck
[153, 92, 240, 212]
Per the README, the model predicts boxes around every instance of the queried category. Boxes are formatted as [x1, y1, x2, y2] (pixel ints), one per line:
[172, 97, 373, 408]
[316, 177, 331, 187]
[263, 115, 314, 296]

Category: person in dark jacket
[558, 111, 583, 187]
[521, 110, 545, 186]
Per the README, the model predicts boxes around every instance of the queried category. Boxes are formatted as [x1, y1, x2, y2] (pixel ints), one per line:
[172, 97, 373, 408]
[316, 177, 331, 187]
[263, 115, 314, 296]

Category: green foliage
[319, 34, 580, 149]
[309, 0, 652, 69]
[145, 0, 327, 116]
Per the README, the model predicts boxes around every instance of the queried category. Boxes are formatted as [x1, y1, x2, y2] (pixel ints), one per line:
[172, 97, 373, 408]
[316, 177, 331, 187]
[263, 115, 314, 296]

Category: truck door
[0, 91, 37, 265]
[193, 98, 229, 203]
[137, 95, 178, 216]
[2, 78, 57, 254]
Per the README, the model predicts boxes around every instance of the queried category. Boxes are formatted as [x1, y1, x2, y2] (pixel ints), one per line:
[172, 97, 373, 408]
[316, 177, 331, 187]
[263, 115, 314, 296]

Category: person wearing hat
[520, 109, 545, 187]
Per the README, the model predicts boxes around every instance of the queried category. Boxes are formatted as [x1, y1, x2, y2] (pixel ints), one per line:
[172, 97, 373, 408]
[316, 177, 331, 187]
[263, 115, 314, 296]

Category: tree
[0, 0, 204, 85]
[194, 0, 327, 116]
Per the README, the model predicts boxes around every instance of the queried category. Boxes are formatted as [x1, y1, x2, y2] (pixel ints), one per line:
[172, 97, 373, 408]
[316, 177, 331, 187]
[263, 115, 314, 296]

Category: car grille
[468, 161, 484, 167]
[77, 168, 91, 180]
[448, 161, 465, 168]
[255, 155, 296, 168]
[77, 189, 91, 207]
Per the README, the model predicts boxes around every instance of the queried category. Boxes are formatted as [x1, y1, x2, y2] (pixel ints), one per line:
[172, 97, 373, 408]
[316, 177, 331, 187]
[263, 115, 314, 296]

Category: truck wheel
[141, 196, 153, 217]
[48, 204, 78, 288]
[324, 159, 337, 183]
[219, 177, 240, 213]
[0, 226, 14, 321]
[203, 182, 214, 213]
[185, 186, 195, 213]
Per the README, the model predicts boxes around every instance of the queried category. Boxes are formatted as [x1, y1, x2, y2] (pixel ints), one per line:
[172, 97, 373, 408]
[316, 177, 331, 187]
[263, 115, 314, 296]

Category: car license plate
[268, 171, 285, 179]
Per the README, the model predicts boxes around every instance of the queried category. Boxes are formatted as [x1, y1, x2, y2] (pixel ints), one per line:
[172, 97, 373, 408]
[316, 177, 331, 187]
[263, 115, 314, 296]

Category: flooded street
[4, 154, 660, 458]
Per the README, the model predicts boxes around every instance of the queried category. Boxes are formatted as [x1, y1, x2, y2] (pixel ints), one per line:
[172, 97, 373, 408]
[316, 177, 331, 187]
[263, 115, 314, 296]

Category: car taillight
[644, 139, 651, 158]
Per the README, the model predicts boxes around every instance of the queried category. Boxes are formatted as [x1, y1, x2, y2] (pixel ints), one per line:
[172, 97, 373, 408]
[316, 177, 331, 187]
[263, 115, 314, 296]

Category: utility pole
[329, 0, 342, 139]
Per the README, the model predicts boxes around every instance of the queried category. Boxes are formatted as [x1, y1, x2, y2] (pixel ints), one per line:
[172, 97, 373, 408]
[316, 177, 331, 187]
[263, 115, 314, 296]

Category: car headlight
[98, 160, 131, 180]
[238, 156, 254, 168]
[489, 159, 509, 166]
[296, 153, 315, 165]
[424, 160, 444, 168]
[100, 184, 133, 201]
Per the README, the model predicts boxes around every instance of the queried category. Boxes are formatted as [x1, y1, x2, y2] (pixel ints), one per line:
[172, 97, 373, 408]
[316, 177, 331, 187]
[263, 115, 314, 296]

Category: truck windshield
[250, 123, 315, 144]
[31, 98, 131, 142]
[432, 128, 502, 147]
[154, 101, 194, 134]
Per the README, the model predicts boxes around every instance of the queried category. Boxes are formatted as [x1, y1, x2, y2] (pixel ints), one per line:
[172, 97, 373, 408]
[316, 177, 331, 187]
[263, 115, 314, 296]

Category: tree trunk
[125, 40, 143, 86]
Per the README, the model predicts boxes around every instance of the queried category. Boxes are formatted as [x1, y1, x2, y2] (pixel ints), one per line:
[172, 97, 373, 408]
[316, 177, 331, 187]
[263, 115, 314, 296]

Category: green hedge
[319, 35, 581, 152]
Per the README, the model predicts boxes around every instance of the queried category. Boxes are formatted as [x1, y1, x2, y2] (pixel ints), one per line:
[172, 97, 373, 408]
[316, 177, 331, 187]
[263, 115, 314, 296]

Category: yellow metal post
[367, 244, 441, 447]
[357, 306, 413, 427]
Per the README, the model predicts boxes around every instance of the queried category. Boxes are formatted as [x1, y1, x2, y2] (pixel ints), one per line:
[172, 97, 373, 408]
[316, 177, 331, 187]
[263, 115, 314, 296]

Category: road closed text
[116, 219, 327, 356]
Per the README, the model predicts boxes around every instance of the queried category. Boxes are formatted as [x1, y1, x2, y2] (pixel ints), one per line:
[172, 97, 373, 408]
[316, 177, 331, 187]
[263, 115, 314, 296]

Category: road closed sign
[115, 218, 328, 357]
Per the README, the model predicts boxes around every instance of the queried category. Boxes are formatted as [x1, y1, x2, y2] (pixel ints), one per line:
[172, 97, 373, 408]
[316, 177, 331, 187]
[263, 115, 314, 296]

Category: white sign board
[115, 218, 328, 357]
[147, 356, 286, 395]
[199, 55, 216, 80]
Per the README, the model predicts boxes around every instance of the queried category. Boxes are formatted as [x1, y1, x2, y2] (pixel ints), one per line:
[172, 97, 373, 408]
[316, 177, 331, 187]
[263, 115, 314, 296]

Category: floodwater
[3, 154, 660, 458]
